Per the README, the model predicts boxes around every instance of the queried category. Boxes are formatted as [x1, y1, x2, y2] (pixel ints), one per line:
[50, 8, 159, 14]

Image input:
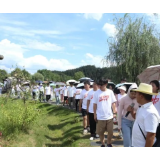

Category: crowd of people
[1, 77, 160, 147]
[53, 78, 160, 147]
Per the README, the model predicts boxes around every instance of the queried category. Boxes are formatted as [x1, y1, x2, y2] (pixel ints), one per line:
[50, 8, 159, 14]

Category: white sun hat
[118, 85, 127, 91]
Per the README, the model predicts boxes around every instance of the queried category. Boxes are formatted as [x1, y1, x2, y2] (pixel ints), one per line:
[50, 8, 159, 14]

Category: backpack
[138, 122, 160, 147]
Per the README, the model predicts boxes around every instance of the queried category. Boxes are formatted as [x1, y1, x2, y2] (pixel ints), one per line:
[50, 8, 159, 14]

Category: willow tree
[104, 14, 160, 82]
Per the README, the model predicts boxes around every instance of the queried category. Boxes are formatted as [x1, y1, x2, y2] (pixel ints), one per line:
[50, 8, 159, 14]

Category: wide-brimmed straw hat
[131, 83, 158, 95]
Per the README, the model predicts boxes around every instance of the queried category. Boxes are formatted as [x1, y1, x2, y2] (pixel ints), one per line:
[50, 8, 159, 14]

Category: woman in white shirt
[150, 80, 160, 116]
[45, 84, 51, 102]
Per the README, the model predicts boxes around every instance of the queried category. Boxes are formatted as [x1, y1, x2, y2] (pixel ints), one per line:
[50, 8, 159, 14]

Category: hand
[127, 106, 134, 112]
[113, 113, 117, 118]
[94, 114, 97, 122]
[79, 107, 82, 112]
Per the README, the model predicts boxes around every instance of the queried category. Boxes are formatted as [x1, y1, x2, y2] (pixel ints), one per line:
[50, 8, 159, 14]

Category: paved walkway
[49, 101, 124, 147]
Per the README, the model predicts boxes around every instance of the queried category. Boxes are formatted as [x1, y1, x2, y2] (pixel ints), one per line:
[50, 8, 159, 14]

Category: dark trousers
[46, 95, 51, 102]
[75, 99, 79, 111]
[89, 112, 96, 136]
[39, 91, 44, 102]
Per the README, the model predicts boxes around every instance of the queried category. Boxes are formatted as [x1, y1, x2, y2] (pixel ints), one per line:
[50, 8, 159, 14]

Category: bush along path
[56, 102, 124, 147]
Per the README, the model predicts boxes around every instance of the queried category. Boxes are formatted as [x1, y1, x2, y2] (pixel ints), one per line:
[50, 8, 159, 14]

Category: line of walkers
[76, 78, 160, 147]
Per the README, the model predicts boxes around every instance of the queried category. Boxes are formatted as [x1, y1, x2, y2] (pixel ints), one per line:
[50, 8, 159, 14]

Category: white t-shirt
[87, 90, 97, 113]
[60, 87, 63, 94]
[62, 86, 68, 97]
[80, 89, 91, 109]
[75, 89, 82, 99]
[45, 86, 51, 95]
[93, 89, 117, 120]
[152, 93, 160, 116]
[54, 88, 60, 96]
[39, 86, 44, 93]
[132, 102, 159, 147]
[68, 86, 75, 97]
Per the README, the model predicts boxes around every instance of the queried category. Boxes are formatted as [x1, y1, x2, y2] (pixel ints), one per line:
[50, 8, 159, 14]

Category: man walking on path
[87, 81, 99, 140]
[54, 85, 61, 105]
[67, 82, 76, 109]
[79, 80, 91, 135]
[93, 78, 117, 147]
[45, 83, 51, 102]
[63, 85, 68, 106]
[127, 83, 160, 147]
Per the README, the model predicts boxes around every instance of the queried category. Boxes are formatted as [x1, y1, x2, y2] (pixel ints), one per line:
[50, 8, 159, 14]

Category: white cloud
[0, 26, 61, 37]
[22, 40, 63, 51]
[145, 13, 160, 24]
[102, 23, 117, 37]
[84, 13, 104, 21]
[0, 39, 75, 74]
[81, 53, 107, 68]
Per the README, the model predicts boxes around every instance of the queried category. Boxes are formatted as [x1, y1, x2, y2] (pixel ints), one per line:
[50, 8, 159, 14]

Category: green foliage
[105, 14, 160, 82]
[0, 98, 40, 140]
[74, 71, 85, 81]
[32, 72, 44, 81]
[0, 69, 8, 82]
[22, 69, 32, 80]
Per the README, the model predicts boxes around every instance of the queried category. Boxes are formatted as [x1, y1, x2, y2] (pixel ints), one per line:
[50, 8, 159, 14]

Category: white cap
[118, 86, 126, 91]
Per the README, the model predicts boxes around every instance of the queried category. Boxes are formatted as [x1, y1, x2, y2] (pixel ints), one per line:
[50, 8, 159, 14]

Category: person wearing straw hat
[128, 83, 160, 147]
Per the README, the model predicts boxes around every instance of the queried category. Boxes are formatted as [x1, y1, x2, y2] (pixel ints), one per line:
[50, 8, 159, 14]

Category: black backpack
[138, 123, 160, 147]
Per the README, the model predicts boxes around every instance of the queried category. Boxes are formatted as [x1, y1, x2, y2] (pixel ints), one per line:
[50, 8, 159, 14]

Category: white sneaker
[95, 134, 99, 138]
[83, 129, 88, 135]
[90, 137, 94, 141]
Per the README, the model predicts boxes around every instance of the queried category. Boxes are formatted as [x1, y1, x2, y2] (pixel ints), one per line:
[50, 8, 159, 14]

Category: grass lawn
[0, 102, 91, 147]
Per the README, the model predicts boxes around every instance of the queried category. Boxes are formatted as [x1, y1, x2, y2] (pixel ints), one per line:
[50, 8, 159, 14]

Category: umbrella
[77, 83, 84, 89]
[56, 82, 66, 85]
[79, 77, 94, 83]
[114, 82, 134, 94]
[50, 83, 56, 86]
[36, 80, 43, 84]
[137, 65, 160, 84]
[0, 82, 3, 86]
[66, 79, 77, 85]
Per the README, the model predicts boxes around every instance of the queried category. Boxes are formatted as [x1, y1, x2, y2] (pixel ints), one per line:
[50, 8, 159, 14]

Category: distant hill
[52, 65, 120, 83]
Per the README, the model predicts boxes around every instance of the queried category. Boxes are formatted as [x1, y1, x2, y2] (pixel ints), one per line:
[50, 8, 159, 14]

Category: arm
[79, 99, 82, 112]
[117, 99, 124, 130]
[93, 103, 97, 122]
[112, 102, 117, 114]
[87, 100, 90, 113]
[145, 132, 156, 147]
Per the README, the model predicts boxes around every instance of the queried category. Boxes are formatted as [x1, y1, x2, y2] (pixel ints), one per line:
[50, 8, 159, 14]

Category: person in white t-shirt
[150, 80, 160, 116]
[87, 81, 99, 140]
[68, 82, 76, 109]
[74, 85, 82, 112]
[45, 84, 51, 102]
[16, 84, 21, 99]
[93, 78, 117, 147]
[62, 85, 68, 106]
[79, 80, 91, 135]
[54, 85, 61, 105]
[60, 85, 64, 103]
[39, 84, 44, 102]
[128, 83, 159, 147]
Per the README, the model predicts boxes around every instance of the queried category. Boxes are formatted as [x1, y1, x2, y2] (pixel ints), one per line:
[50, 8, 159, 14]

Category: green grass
[0, 102, 91, 147]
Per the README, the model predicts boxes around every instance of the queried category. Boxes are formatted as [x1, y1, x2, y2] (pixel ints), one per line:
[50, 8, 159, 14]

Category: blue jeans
[122, 118, 134, 147]
[55, 95, 60, 105]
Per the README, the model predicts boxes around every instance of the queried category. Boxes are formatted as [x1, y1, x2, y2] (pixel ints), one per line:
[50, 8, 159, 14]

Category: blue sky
[0, 13, 157, 74]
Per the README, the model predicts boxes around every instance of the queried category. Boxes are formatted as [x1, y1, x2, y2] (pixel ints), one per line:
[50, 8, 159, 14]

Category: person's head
[109, 85, 113, 90]
[121, 78, 127, 83]
[132, 83, 157, 105]
[47, 83, 49, 86]
[99, 78, 108, 91]
[56, 85, 58, 88]
[93, 81, 98, 91]
[70, 82, 74, 87]
[84, 80, 90, 90]
[107, 78, 111, 82]
[129, 89, 137, 99]
[118, 86, 126, 95]
[150, 80, 159, 93]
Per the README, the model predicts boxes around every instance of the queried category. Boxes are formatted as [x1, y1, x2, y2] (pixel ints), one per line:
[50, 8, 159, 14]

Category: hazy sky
[0, 13, 156, 74]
